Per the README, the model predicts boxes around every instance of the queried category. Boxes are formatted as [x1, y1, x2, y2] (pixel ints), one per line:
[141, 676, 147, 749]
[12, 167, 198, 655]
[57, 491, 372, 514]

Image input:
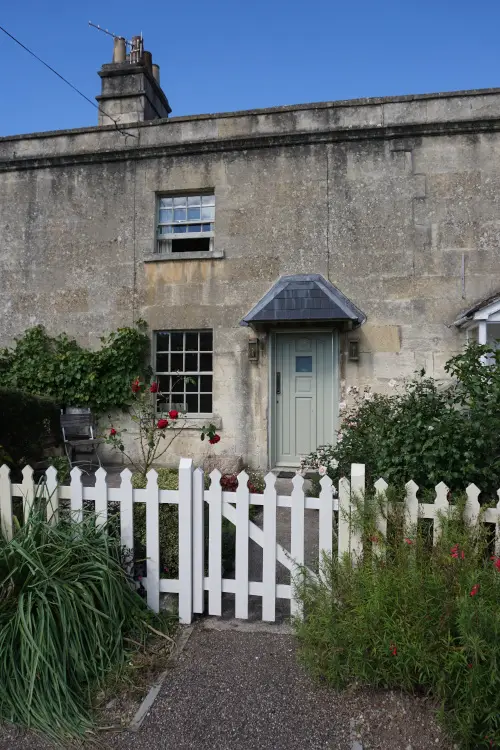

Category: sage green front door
[274, 333, 336, 466]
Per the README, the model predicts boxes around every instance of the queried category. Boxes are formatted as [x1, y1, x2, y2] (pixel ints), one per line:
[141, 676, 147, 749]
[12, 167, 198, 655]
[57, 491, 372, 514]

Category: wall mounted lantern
[248, 339, 259, 363]
[348, 339, 360, 362]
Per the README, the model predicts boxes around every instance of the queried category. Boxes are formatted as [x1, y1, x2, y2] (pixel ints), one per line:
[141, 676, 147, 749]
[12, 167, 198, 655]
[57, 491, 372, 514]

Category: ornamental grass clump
[294, 491, 500, 749]
[0, 489, 155, 742]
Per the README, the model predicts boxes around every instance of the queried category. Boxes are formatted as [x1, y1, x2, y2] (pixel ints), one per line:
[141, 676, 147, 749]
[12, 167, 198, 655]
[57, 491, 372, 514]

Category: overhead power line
[0, 24, 137, 138]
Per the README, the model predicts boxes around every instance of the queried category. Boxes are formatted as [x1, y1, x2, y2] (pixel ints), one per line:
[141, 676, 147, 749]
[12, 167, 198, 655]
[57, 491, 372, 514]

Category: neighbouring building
[1, 36, 500, 471]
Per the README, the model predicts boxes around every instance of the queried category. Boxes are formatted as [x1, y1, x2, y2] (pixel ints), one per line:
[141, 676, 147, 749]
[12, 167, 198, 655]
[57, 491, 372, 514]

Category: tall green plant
[0, 322, 150, 414]
[295, 495, 500, 748]
[0, 486, 155, 741]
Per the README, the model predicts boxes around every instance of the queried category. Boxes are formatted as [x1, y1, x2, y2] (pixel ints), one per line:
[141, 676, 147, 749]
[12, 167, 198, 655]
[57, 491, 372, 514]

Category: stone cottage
[1, 36, 500, 471]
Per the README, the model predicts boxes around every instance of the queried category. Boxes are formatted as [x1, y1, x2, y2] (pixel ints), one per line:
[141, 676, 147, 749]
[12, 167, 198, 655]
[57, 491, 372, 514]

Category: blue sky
[1, 0, 499, 136]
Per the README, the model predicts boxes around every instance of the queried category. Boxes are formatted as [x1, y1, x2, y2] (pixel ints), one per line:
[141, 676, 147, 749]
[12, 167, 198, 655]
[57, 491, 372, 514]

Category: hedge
[0, 387, 61, 469]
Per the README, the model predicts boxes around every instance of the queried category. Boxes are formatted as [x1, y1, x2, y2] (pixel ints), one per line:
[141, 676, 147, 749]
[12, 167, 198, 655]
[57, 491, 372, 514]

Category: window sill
[159, 416, 222, 430]
[144, 250, 225, 263]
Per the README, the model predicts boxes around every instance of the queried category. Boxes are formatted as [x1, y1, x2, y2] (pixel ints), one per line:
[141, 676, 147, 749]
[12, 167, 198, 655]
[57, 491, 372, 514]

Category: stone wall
[2, 90, 500, 468]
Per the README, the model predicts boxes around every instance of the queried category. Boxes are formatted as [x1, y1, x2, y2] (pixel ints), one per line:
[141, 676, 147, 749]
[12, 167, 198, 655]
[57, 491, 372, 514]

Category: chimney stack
[96, 35, 171, 126]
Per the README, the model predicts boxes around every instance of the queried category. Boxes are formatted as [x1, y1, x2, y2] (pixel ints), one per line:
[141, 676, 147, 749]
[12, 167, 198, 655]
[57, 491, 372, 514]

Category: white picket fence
[2, 460, 498, 625]
[0, 459, 338, 624]
[338, 463, 500, 559]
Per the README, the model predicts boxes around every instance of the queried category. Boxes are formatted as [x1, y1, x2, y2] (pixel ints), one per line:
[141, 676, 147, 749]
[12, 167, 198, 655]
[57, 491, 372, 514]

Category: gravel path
[0, 624, 452, 750]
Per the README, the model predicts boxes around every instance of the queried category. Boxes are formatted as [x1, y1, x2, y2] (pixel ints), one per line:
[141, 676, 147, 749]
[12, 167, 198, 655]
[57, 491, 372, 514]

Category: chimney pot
[152, 64, 160, 84]
[143, 50, 153, 73]
[112, 37, 126, 63]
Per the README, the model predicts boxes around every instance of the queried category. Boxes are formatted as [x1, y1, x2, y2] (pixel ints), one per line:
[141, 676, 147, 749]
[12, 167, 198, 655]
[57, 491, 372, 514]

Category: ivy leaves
[0, 321, 149, 415]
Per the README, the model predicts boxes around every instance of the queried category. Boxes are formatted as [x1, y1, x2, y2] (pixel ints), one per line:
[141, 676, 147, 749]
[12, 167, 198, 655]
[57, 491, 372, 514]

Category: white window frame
[155, 192, 215, 255]
[153, 330, 213, 417]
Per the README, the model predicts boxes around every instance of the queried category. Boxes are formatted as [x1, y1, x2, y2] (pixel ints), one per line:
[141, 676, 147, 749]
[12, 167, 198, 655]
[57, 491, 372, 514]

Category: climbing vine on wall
[0, 321, 150, 414]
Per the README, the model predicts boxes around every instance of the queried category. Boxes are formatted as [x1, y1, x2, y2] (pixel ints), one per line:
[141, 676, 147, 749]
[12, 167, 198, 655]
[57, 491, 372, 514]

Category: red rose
[109, 428, 117, 437]
[168, 410, 179, 420]
[131, 378, 141, 393]
[150, 382, 159, 393]
[470, 584, 480, 597]
[209, 434, 221, 445]
[157, 419, 168, 429]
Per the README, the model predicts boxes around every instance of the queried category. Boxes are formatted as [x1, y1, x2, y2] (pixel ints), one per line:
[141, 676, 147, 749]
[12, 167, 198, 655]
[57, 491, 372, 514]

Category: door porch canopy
[240, 274, 366, 330]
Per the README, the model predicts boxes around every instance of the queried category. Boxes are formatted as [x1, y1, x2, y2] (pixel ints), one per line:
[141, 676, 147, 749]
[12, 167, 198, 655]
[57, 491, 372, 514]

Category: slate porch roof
[240, 274, 366, 327]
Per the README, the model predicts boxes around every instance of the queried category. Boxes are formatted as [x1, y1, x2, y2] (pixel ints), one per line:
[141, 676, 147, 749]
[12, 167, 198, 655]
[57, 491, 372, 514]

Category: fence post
[178, 458, 194, 625]
[374, 478, 388, 555]
[464, 484, 480, 527]
[45, 465, 59, 525]
[350, 464, 365, 561]
[262, 472, 277, 622]
[21, 465, 35, 523]
[433, 482, 449, 544]
[405, 480, 419, 532]
[120, 468, 134, 577]
[94, 467, 108, 528]
[146, 469, 160, 613]
[290, 473, 305, 618]
[192, 467, 205, 615]
[0, 464, 13, 541]
[235, 471, 250, 620]
[338, 477, 351, 560]
[70, 467, 83, 523]
[208, 469, 222, 617]
[319, 475, 334, 565]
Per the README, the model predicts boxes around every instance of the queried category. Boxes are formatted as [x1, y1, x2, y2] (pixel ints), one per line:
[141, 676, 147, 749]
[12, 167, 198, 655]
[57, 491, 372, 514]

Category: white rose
[364, 391, 373, 401]
[339, 401, 347, 412]
[318, 465, 327, 476]
[329, 458, 339, 469]
[388, 379, 397, 388]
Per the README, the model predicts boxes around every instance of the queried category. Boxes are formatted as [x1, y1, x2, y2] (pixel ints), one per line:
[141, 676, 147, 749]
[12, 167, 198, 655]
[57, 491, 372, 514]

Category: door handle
[276, 372, 281, 395]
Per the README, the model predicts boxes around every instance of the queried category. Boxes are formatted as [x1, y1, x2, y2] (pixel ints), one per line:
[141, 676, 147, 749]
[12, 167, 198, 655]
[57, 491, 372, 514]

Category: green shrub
[0, 322, 149, 414]
[302, 344, 500, 496]
[0, 387, 60, 470]
[0, 487, 158, 742]
[294, 494, 500, 748]
[47, 455, 71, 484]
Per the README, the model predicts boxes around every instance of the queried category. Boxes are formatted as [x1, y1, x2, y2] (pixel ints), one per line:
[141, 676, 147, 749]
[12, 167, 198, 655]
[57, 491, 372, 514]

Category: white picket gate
[0, 459, 338, 625]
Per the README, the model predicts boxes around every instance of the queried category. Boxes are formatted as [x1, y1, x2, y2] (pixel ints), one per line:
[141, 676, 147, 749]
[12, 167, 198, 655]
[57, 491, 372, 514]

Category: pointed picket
[433, 481, 449, 543]
[145, 469, 160, 613]
[319, 475, 334, 563]
[0, 464, 13, 541]
[405, 480, 419, 531]
[235, 471, 250, 620]
[374, 478, 388, 552]
[464, 484, 481, 527]
[178, 458, 194, 624]
[120, 468, 134, 576]
[70, 467, 83, 523]
[21, 465, 35, 523]
[290, 473, 305, 617]
[350, 464, 365, 560]
[338, 477, 351, 560]
[208, 469, 222, 616]
[94, 467, 108, 528]
[45, 465, 59, 525]
[262, 472, 277, 622]
[192, 467, 205, 615]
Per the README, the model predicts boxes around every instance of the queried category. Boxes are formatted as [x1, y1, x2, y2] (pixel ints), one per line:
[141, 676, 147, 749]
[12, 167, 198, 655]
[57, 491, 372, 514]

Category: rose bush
[103, 379, 220, 478]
